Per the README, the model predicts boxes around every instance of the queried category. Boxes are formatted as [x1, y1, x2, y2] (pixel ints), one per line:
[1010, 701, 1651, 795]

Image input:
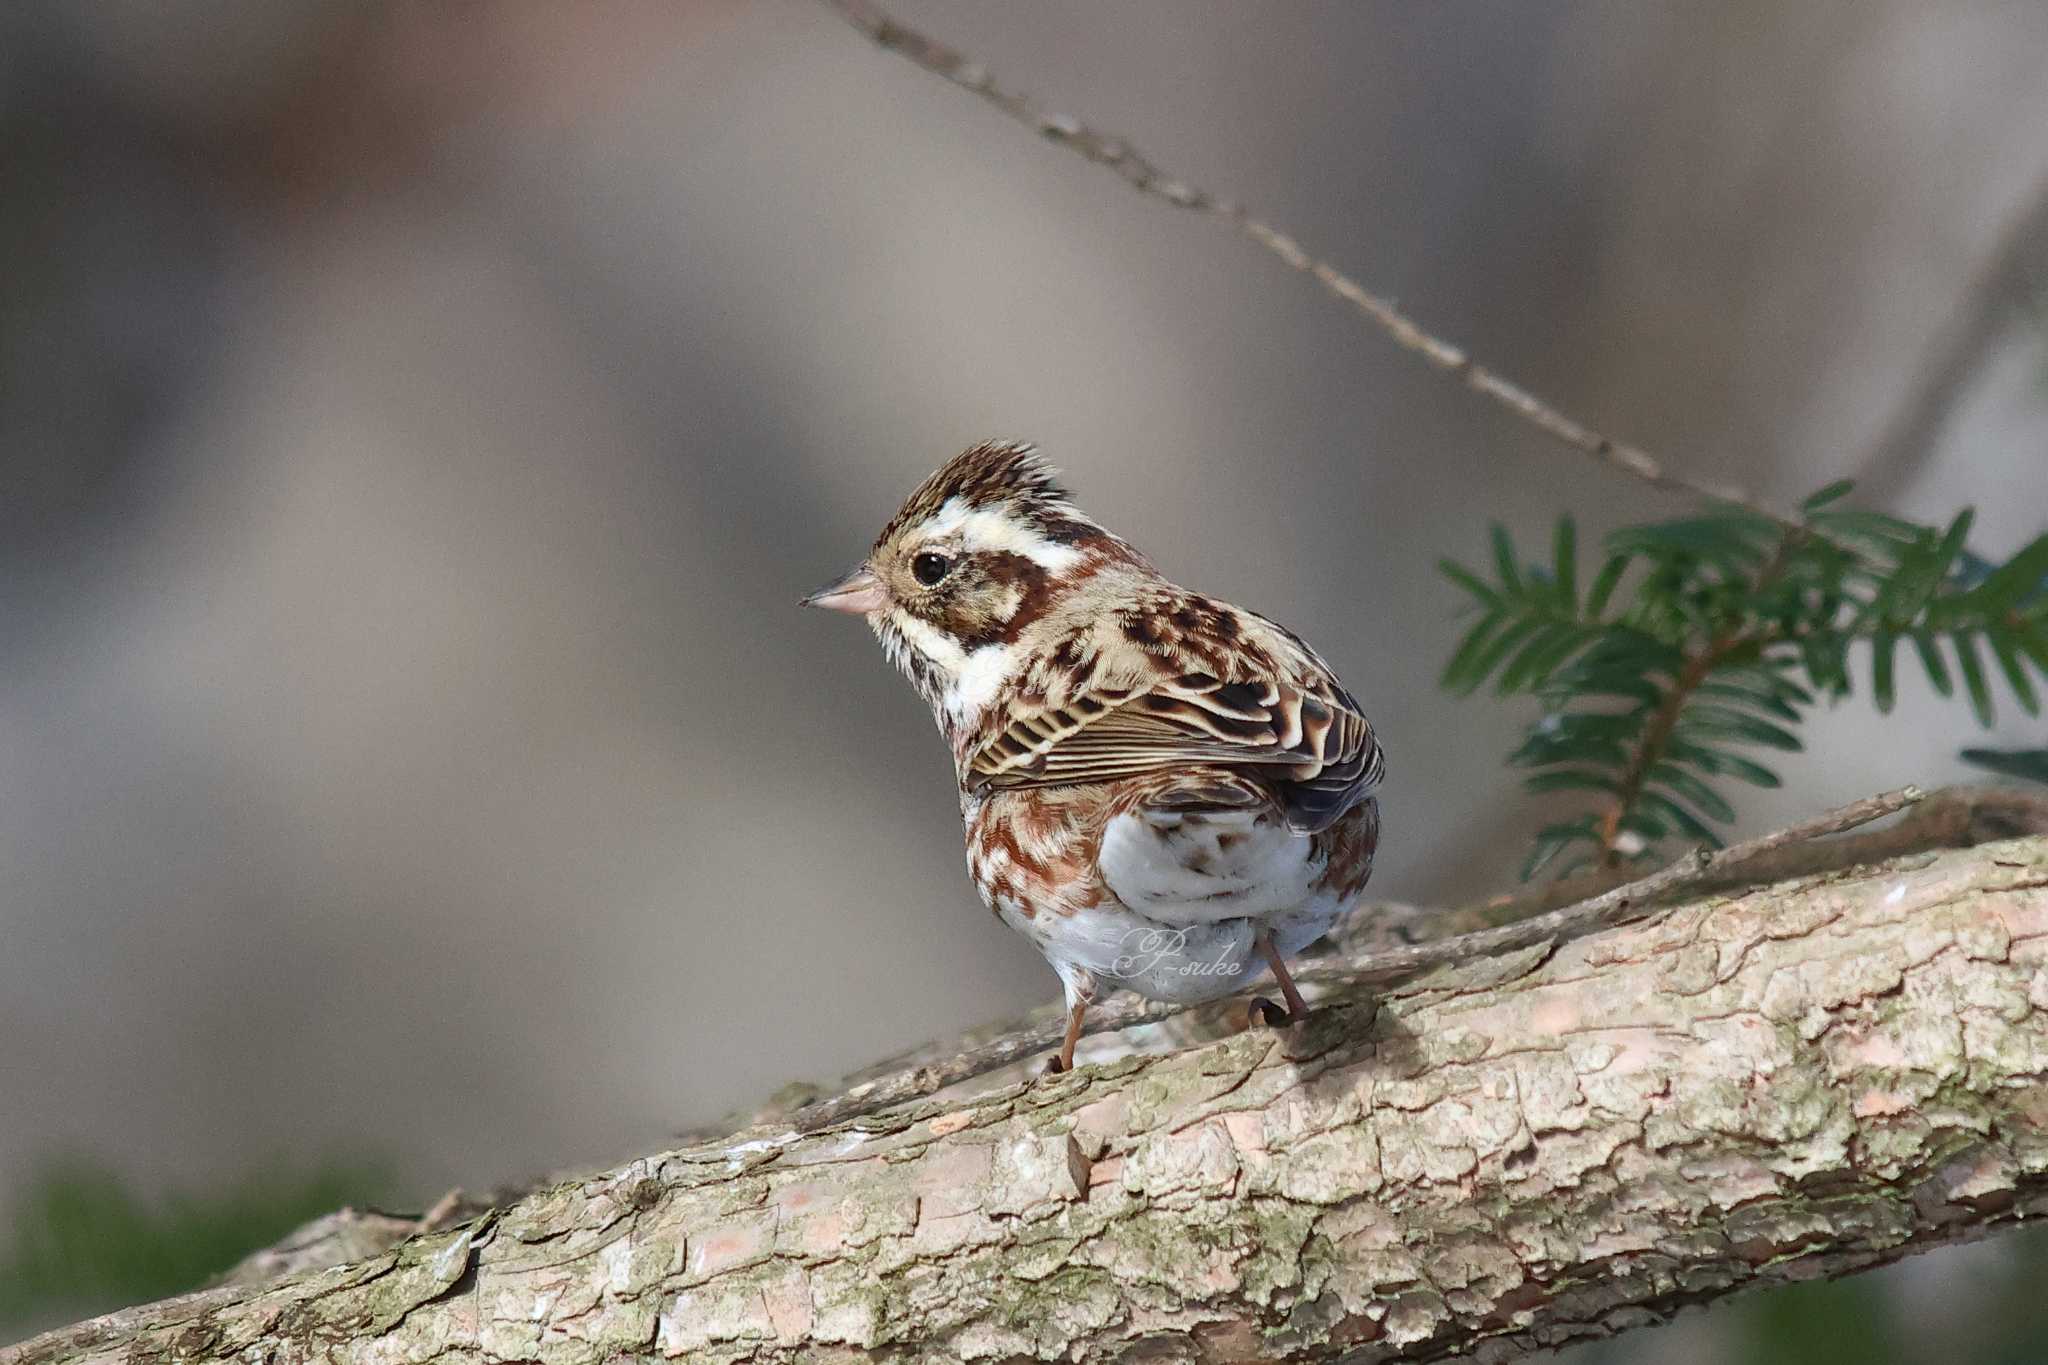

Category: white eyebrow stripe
[911, 498, 1082, 573]
[915, 497, 972, 540]
[959, 508, 1082, 571]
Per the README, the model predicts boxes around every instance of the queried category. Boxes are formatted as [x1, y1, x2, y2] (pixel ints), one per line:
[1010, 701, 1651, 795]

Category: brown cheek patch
[949, 550, 1058, 651]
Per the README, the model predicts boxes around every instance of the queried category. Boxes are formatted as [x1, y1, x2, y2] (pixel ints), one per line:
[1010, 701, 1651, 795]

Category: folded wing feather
[968, 662, 1382, 833]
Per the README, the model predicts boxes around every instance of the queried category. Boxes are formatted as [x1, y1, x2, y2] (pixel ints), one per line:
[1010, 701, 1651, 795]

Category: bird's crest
[875, 441, 1087, 547]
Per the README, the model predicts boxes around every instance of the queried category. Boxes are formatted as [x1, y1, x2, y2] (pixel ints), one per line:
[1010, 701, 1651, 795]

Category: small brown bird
[804, 443, 1383, 1071]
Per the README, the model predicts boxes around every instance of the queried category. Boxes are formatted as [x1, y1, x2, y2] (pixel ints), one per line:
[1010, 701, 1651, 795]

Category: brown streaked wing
[969, 664, 1381, 834]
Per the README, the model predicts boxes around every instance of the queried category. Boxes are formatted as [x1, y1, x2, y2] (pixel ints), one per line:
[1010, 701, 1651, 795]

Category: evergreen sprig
[1441, 484, 2048, 878]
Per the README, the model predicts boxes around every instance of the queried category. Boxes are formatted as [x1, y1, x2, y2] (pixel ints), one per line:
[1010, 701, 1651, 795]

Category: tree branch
[13, 808, 2048, 1364]
[815, 0, 1801, 529]
[777, 787, 1927, 1136]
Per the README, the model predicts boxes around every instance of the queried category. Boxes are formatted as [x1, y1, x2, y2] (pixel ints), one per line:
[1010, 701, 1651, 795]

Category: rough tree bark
[8, 807, 2048, 1365]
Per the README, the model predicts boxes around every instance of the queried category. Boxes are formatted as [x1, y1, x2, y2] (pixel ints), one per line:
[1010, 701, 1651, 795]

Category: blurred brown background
[3, 2, 2046, 1356]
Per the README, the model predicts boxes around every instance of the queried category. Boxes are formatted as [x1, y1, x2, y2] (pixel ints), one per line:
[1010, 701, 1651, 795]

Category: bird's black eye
[911, 552, 952, 587]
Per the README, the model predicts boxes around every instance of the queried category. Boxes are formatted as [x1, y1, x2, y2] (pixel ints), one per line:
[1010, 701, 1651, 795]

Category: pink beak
[800, 565, 888, 616]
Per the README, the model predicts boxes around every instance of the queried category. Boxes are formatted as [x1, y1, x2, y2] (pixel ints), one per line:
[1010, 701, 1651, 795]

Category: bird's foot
[1247, 995, 1305, 1030]
[1040, 999, 1086, 1079]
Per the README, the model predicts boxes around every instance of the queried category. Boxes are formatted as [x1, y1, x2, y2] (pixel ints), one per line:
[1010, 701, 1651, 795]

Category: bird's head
[803, 441, 1139, 734]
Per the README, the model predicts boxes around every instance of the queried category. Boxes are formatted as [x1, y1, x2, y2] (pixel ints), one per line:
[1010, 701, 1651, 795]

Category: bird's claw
[1248, 996, 1296, 1030]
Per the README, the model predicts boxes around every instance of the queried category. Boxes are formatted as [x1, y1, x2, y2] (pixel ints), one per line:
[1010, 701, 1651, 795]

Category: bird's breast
[963, 786, 1115, 922]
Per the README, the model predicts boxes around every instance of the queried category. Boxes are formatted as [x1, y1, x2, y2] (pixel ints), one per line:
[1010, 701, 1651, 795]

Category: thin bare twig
[788, 786, 1923, 1132]
[816, 0, 1801, 530]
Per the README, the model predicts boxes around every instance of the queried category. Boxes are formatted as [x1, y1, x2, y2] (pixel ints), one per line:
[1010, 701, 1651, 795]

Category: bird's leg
[1043, 998, 1087, 1075]
[1247, 929, 1310, 1029]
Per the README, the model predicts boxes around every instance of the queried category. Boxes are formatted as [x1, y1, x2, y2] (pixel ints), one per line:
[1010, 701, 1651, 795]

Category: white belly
[1013, 807, 1350, 1004]
[1098, 806, 1313, 923]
